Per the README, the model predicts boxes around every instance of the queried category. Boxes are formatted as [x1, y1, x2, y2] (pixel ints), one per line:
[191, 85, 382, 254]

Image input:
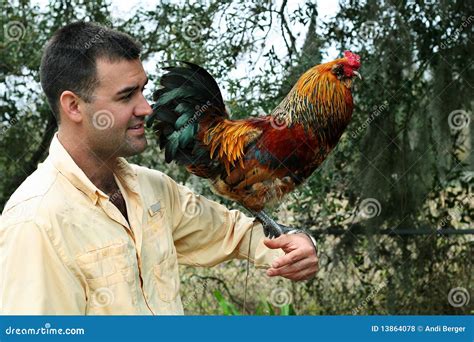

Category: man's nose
[135, 94, 153, 117]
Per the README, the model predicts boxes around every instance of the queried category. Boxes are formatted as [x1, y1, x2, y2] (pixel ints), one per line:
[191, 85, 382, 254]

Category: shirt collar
[48, 133, 139, 205]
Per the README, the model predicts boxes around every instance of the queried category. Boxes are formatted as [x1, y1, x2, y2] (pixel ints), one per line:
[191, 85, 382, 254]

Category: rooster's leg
[247, 209, 284, 238]
[248, 208, 319, 257]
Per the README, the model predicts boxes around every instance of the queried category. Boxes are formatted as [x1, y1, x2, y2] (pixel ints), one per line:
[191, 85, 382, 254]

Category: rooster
[147, 51, 361, 237]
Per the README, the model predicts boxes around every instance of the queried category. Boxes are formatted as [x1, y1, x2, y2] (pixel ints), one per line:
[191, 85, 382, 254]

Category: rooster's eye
[332, 64, 344, 78]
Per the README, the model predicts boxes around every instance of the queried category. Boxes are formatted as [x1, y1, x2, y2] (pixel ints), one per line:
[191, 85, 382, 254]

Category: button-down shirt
[0, 134, 283, 315]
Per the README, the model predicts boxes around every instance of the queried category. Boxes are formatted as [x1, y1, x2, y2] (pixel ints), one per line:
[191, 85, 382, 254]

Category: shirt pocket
[153, 254, 180, 302]
[75, 241, 138, 314]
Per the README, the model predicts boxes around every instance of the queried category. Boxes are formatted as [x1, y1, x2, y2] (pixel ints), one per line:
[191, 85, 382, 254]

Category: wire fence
[310, 227, 474, 236]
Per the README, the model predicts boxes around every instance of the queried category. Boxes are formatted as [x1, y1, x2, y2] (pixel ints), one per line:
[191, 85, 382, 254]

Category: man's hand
[264, 233, 319, 281]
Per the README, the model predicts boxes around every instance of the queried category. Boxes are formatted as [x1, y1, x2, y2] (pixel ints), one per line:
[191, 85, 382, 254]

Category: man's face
[80, 58, 152, 160]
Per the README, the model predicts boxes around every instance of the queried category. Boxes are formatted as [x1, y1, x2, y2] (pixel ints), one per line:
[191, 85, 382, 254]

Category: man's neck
[57, 130, 118, 194]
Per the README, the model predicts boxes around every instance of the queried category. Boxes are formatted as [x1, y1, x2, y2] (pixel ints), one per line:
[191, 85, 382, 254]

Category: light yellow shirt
[0, 134, 283, 315]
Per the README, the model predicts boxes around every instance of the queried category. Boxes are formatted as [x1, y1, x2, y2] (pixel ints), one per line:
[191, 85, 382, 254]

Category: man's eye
[121, 92, 133, 102]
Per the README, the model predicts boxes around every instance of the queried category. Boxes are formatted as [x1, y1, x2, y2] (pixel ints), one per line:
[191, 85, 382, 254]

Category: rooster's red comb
[344, 51, 361, 67]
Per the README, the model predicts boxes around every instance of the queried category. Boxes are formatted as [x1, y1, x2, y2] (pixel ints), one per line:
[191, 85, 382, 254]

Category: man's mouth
[127, 122, 145, 134]
[128, 122, 144, 129]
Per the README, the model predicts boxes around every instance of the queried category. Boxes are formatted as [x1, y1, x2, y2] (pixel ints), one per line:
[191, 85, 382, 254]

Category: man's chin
[122, 136, 148, 157]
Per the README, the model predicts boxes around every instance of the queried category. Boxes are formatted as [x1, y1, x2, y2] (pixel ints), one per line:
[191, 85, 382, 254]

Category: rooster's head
[331, 51, 362, 82]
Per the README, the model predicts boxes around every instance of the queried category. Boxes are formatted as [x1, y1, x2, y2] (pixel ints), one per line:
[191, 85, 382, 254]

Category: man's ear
[59, 90, 84, 123]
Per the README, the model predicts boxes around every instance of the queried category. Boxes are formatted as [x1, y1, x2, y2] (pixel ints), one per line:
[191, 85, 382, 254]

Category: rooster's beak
[353, 71, 362, 80]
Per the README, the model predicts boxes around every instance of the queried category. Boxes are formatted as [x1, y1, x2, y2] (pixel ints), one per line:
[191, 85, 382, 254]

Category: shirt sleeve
[0, 217, 86, 314]
[161, 175, 284, 268]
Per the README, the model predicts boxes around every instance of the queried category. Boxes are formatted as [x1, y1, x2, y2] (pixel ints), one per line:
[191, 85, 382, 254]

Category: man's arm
[0, 218, 85, 314]
[159, 174, 282, 268]
[161, 174, 319, 280]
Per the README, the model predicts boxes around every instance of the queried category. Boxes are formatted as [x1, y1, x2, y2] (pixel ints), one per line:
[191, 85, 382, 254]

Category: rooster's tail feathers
[147, 62, 227, 167]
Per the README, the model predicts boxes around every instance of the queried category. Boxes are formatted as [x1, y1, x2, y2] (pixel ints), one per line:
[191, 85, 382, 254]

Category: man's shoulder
[1, 159, 60, 228]
[131, 164, 177, 189]
[131, 163, 166, 178]
[129, 164, 186, 210]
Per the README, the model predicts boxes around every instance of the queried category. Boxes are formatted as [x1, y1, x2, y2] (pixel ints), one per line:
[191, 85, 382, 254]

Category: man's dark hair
[40, 21, 142, 122]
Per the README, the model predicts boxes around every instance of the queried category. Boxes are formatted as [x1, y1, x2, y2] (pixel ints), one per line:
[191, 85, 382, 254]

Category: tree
[1, 0, 471, 314]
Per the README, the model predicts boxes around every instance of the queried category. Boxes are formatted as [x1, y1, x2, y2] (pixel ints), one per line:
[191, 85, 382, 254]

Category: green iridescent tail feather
[146, 62, 228, 167]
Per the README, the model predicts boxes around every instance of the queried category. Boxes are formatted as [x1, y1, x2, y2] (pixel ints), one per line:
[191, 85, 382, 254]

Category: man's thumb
[264, 234, 290, 249]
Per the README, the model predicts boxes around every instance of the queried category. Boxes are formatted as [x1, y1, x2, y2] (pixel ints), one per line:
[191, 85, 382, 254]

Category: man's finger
[270, 250, 305, 269]
[263, 234, 291, 250]
[267, 257, 311, 277]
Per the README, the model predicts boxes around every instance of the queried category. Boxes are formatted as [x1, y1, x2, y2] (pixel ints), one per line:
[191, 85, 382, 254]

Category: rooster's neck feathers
[272, 59, 353, 144]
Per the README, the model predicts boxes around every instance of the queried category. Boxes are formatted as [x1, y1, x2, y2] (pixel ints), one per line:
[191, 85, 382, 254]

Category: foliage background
[1, 0, 472, 314]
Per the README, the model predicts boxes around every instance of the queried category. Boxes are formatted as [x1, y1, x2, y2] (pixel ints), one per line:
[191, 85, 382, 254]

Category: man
[0, 22, 318, 315]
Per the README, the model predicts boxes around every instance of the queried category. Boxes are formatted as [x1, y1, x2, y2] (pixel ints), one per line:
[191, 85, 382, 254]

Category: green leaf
[213, 290, 240, 316]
